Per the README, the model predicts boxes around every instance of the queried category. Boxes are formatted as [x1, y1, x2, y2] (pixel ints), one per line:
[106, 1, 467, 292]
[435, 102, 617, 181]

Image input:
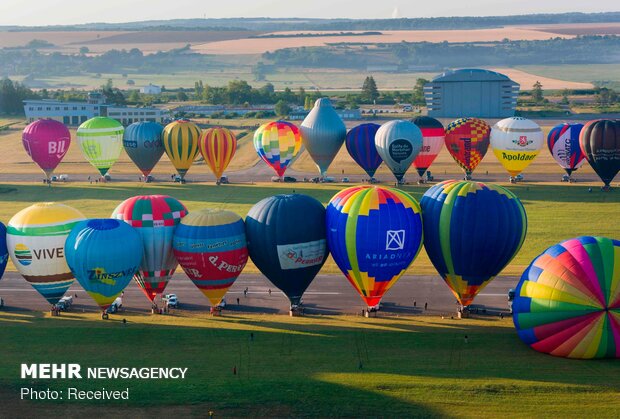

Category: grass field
[515, 64, 620, 85]
[0, 312, 618, 417]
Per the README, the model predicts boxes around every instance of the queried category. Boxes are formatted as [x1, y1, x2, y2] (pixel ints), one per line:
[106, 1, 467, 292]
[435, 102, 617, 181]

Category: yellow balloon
[490, 117, 544, 177]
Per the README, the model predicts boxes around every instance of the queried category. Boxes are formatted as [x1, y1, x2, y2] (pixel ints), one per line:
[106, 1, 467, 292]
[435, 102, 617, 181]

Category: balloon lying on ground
[123, 121, 164, 177]
[162, 119, 201, 181]
[579, 119, 620, 189]
[300, 98, 346, 176]
[513, 236, 620, 359]
[246, 194, 328, 307]
[22, 119, 71, 180]
[327, 186, 423, 308]
[199, 127, 237, 182]
[547, 123, 585, 176]
[491, 117, 544, 177]
[375, 120, 423, 182]
[173, 209, 248, 306]
[253, 121, 302, 177]
[345, 123, 382, 178]
[420, 180, 527, 307]
[412, 116, 445, 178]
[0, 222, 7, 281]
[445, 118, 490, 179]
[6, 203, 85, 304]
[77, 117, 124, 176]
[65, 219, 142, 311]
[112, 195, 188, 303]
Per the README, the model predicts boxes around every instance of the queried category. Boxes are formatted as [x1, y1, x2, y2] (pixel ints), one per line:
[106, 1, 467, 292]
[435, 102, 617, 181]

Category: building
[140, 84, 162, 95]
[424, 68, 519, 118]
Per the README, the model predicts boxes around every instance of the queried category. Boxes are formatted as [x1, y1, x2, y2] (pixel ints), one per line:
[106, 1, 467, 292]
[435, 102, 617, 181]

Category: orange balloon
[199, 127, 237, 180]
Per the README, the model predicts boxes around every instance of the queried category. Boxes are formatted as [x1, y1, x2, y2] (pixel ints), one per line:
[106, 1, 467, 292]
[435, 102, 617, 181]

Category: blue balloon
[65, 219, 143, 310]
[123, 121, 164, 177]
[0, 222, 7, 280]
[345, 123, 382, 178]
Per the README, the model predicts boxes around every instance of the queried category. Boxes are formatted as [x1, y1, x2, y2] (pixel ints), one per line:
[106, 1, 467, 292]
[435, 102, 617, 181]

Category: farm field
[515, 64, 620, 86]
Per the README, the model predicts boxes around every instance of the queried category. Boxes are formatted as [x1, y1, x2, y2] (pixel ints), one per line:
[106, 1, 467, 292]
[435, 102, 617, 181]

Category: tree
[361, 76, 379, 103]
[304, 96, 313, 110]
[560, 89, 570, 105]
[532, 81, 544, 103]
[177, 91, 188, 102]
[79, 46, 89, 55]
[128, 90, 140, 104]
[274, 100, 290, 118]
[194, 80, 204, 97]
[412, 78, 429, 105]
[227, 80, 253, 105]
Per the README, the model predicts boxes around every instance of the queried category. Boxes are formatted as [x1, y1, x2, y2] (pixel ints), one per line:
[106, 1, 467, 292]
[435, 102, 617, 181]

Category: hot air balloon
[199, 127, 237, 183]
[112, 195, 188, 304]
[491, 117, 544, 179]
[123, 121, 164, 177]
[253, 121, 302, 178]
[300, 98, 346, 176]
[513, 236, 620, 359]
[173, 209, 248, 307]
[547, 123, 585, 179]
[6, 203, 85, 305]
[579, 119, 620, 189]
[445, 118, 490, 180]
[0, 222, 7, 280]
[326, 186, 423, 309]
[345, 123, 382, 178]
[22, 119, 71, 181]
[375, 120, 423, 183]
[412, 116, 445, 179]
[420, 180, 527, 309]
[65, 219, 142, 315]
[162, 119, 201, 182]
[76, 117, 124, 176]
[246, 194, 328, 310]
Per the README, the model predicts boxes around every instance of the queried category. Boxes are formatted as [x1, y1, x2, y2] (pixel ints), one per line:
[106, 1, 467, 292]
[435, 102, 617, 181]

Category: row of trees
[0, 78, 38, 114]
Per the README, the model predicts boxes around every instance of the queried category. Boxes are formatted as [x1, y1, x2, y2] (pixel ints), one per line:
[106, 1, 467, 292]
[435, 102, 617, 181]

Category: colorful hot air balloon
[112, 195, 188, 303]
[0, 222, 7, 280]
[375, 120, 423, 183]
[513, 236, 620, 359]
[22, 119, 71, 180]
[6, 203, 85, 305]
[76, 117, 124, 176]
[253, 121, 302, 178]
[123, 121, 164, 177]
[345, 123, 382, 178]
[199, 127, 237, 182]
[246, 194, 328, 308]
[162, 119, 201, 181]
[173, 209, 248, 306]
[326, 186, 423, 308]
[300, 98, 346, 176]
[491, 117, 544, 178]
[412, 116, 445, 178]
[579, 119, 620, 189]
[65, 219, 142, 313]
[547, 123, 586, 177]
[420, 180, 527, 307]
[445, 118, 490, 179]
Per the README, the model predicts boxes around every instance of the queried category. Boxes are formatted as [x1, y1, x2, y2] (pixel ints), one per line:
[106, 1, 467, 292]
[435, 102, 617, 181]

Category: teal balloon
[123, 121, 164, 177]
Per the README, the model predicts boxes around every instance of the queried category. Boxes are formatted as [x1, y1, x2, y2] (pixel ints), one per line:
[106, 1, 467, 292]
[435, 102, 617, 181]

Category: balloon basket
[289, 306, 304, 317]
[457, 306, 470, 319]
[101, 312, 109, 320]
[210, 307, 222, 316]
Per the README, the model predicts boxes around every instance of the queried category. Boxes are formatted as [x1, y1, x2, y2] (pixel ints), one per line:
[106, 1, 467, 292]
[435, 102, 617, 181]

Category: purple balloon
[22, 119, 71, 178]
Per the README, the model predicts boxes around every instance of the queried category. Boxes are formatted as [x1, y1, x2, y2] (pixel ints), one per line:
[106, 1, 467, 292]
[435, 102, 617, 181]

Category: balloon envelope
[6, 203, 85, 304]
[412, 116, 445, 177]
[246, 194, 328, 306]
[375, 120, 423, 182]
[513, 236, 620, 359]
[22, 119, 71, 178]
[0, 222, 7, 280]
[345, 123, 382, 178]
[173, 209, 248, 306]
[491, 117, 544, 177]
[77, 117, 124, 176]
[112, 195, 188, 302]
[579, 119, 620, 188]
[420, 180, 527, 306]
[253, 121, 302, 177]
[547, 123, 585, 176]
[65, 219, 142, 310]
[445, 118, 490, 177]
[300, 98, 346, 176]
[199, 127, 237, 180]
[123, 121, 164, 177]
[162, 120, 201, 180]
[326, 186, 423, 308]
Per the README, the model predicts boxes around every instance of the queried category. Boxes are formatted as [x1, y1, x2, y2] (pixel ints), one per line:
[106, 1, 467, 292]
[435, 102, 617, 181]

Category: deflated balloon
[123, 121, 164, 177]
[345, 123, 382, 178]
[253, 121, 302, 177]
[6, 203, 85, 304]
[65, 219, 142, 311]
[0, 222, 7, 280]
[547, 123, 585, 176]
[162, 120, 201, 180]
[445, 118, 490, 178]
[412, 116, 445, 177]
[326, 186, 423, 308]
[491, 117, 544, 177]
[199, 127, 237, 181]
[22, 119, 71, 179]
[375, 120, 423, 182]
[246, 194, 328, 307]
[421, 180, 527, 306]
[579, 119, 620, 188]
[173, 209, 248, 306]
[77, 117, 124, 176]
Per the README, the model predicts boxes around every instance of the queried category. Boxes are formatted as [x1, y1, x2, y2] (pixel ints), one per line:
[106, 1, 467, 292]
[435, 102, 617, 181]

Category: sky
[0, 0, 617, 26]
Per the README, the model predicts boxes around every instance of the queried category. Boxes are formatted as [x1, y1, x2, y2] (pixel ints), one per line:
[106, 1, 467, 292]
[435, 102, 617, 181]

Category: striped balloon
[76, 117, 124, 176]
[412, 116, 445, 177]
[513, 236, 620, 359]
[547, 123, 585, 176]
[345, 123, 382, 178]
[253, 121, 302, 177]
[199, 127, 237, 180]
[6, 203, 85, 304]
[162, 120, 201, 180]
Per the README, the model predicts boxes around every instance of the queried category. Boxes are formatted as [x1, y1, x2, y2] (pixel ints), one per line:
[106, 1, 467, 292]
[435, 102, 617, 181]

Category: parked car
[341, 177, 350, 183]
[508, 288, 516, 313]
[283, 176, 297, 183]
[163, 293, 178, 308]
[322, 177, 335, 183]
[271, 176, 281, 182]
[219, 175, 230, 184]
[107, 297, 123, 314]
[58, 174, 69, 181]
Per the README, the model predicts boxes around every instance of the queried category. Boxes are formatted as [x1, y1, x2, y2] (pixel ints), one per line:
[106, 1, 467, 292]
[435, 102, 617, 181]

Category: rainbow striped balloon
[199, 127, 237, 180]
[513, 236, 620, 359]
[253, 121, 302, 177]
[162, 120, 201, 180]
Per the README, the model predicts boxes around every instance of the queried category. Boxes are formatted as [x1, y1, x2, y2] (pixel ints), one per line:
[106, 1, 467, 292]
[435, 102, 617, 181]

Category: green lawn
[516, 64, 620, 84]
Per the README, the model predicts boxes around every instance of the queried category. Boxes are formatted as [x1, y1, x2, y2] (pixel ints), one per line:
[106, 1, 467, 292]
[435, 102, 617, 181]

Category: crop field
[515, 64, 620, 85]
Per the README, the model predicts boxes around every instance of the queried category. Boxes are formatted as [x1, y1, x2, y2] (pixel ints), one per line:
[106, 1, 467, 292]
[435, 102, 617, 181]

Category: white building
[140, 84, 162, 95]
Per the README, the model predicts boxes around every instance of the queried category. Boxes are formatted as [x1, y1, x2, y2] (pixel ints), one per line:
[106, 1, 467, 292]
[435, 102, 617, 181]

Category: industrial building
[424, 69, 519, 118]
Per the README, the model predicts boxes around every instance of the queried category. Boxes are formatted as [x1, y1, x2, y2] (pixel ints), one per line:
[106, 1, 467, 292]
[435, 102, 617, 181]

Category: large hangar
[424, 68, 519, 118]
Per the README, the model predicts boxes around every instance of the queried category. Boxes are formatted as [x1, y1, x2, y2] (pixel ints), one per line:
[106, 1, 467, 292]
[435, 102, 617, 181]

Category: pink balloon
[22, 119, 71, 178]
